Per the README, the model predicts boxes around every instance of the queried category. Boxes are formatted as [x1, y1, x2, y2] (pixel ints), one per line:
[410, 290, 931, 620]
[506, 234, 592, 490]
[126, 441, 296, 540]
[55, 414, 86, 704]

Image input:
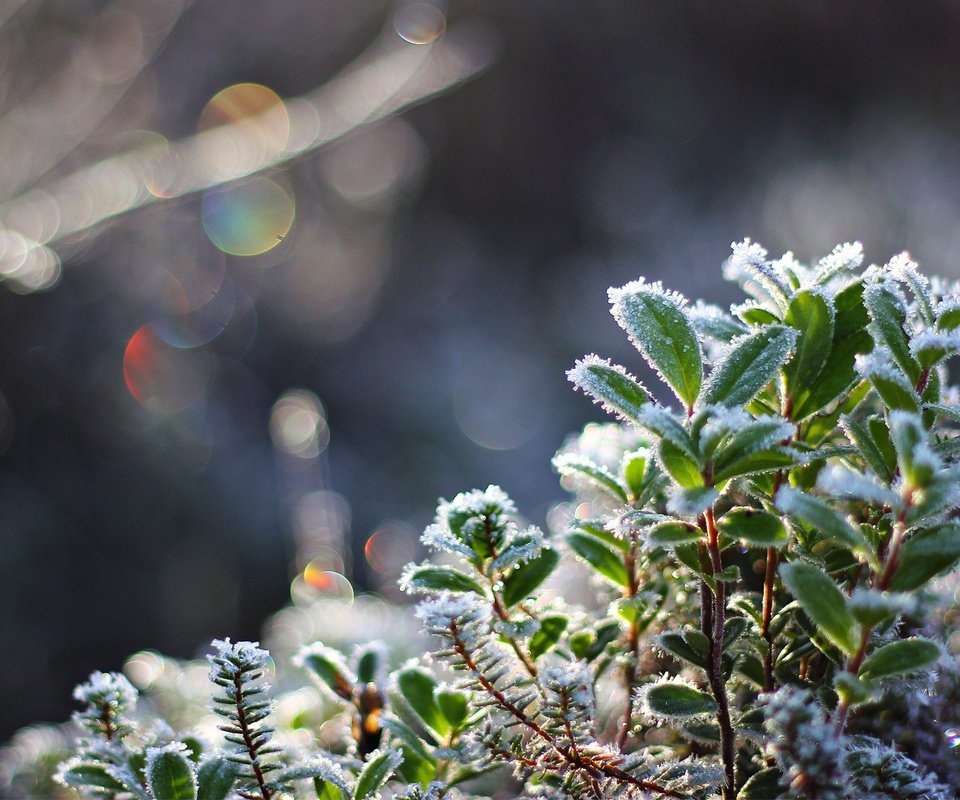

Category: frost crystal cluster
[6, 240, 960, 800]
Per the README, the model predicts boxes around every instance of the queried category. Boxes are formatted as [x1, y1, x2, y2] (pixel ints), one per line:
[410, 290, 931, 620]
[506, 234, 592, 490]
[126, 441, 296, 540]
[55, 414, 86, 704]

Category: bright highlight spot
[123, 326, 209, 414]
[200, 83, 290, 156]
[269, 389, 329, 458]
[201, 177, 295, 256]
[123, 651, 165, 689]
[946, 727, 960, 748]
[293, 567, 353, 605]
[394, 3, 446, 44]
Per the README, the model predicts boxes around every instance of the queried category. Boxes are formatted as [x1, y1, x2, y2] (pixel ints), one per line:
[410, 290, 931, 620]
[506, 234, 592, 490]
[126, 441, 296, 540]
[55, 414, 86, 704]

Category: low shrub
[5, 240, 960, 799]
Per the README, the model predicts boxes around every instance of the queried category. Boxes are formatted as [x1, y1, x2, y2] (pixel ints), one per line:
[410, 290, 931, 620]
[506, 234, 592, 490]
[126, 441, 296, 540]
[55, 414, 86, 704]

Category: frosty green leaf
[780, 562, 858, 655]
[500, 546, 559, 607]
[641, 681, 717, 718]
[863, 279, 921, 383]
[647, 520, 702, 548]
[399, 564, 485, 596]
[609, 280, 703, 408]
[196, 759, 237, 800]
[146, 745, 197, 800]
[397, 666, 449, 737]
[700, 325, 797, 408]
[789, 280, 873, 419]
[353, 749, 403, 800]
[717, 508, 787, 548]
[657, 438, 704, 488]
[552, 453, 627, 502]
[567, 532, 629, 587]
[840, 415, 893, 482]
[783, 290, 834, 406]
[775, 485, 874, 563]
[567, 355, 651, 424]
[859, 637, 940, 682]
[528, 615, 568, 659]
[435, 688, 470, 728]
[888, 524, 960, 591]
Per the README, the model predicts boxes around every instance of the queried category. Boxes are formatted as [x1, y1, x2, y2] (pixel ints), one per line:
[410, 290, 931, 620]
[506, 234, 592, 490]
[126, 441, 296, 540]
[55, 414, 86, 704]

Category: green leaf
[656, 630, 707, 669]
[568, 356, 651, 423]
[737, 768, 783, 799]
[722, 616, 749, 650]
[553, 454, 627, 502]
[658, 439, 704, 488]
[859, 637, 940, 682]
[147, 747, 197, 800]
[779, 561, 858, 655]
[196, 759, 237, 800]
[717, 508, 787, 548]
[353, 750, 402, 800]
[669, 486, 719, 516]
[636, 404, 699, 460]
[888, 411, 933, 488]
[58, 762, 128, 793]
[834, 671, 874, 707]
[501, 547, 559, 607]
[889, 524, 960, 591]
[400, 565, 484, 595]
[354, 644, 386, 686]
[711, 418, 792, 475]
[713, 446, 803, 482]
[700, 325, 797, 407]
[790, 281, 873, 419]
[860, 358, 920, 412]
[435, 688, 470, 728]
[848, 590, 913, 627]
[396, 666, 449, 737]
[528, 614, 568, 659]
[379, 718, 433, 763]
[642, 681, 717, 717]
[316, 778, 350, 800]
[647, 520, 702, 548]
[622, 450, 651, 497]
[775, 486, 874, 564]
[937, 301, 960, 331]
[570, 519, 628, 553]
[840, 415, 893, 482]
[868, 416, 898, 475]
[567, 532, 629, 587]
[610, 282, 703, 407]
[783, 290, 834, 404]
[863, 281, 921, 383]
[715, 565, 740, 583]
[299, 647, 355, 701]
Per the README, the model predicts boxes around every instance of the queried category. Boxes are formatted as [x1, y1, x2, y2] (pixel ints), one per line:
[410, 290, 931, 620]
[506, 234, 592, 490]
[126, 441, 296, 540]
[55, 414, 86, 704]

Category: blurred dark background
[3, 0, 960, 737]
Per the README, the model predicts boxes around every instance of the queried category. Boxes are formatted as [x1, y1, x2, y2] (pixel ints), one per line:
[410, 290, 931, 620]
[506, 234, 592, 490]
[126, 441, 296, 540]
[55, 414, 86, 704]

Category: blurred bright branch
[0, 11, 496, 293]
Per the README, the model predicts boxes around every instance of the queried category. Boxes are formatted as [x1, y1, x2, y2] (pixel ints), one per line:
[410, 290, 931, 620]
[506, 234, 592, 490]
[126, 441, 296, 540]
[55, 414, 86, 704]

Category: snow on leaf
[566, 354, 651, 423]
[608, 279, 703, 408]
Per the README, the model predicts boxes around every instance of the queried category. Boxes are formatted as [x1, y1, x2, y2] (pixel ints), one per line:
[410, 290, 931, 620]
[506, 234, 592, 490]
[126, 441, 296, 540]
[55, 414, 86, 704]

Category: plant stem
[703, 507, 736, 800]
[231, 670, 272, 800]
[616, 544, 641, 750]
[833, 509, 909, 735]
[449, 624, 686, 798]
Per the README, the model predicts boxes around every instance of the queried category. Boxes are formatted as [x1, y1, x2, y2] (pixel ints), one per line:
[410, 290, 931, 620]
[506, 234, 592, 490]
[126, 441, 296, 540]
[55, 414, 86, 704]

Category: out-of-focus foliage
[6, 243, 960, 800]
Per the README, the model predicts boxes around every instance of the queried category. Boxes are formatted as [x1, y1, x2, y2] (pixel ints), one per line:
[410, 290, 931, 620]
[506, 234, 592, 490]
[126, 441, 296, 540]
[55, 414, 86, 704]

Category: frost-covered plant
[8, 239, 960, 800]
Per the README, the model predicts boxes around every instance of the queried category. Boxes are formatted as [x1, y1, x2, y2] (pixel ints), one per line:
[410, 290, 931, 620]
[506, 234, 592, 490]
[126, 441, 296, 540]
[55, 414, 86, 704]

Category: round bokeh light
[201, 177, 295, 256]
[199, 83, 289, 153]
[123, 326, 210, 414]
